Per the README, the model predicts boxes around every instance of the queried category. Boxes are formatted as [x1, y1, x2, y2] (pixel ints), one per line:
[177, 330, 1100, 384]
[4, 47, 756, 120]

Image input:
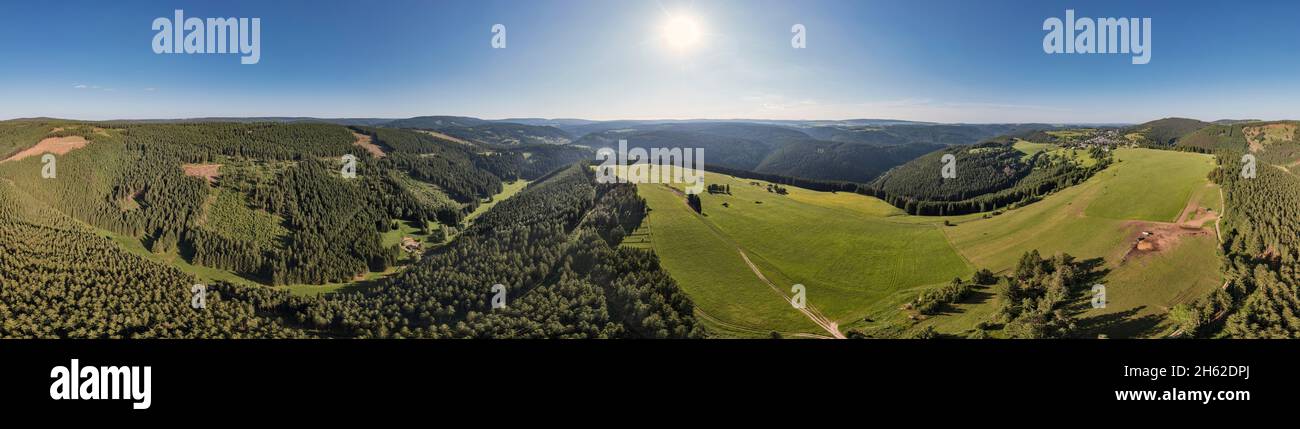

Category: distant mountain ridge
[573, 122, 947, 183]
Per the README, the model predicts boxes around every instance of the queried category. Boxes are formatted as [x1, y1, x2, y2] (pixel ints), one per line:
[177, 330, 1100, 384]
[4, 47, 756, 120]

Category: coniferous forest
[0, 119, 692, 338]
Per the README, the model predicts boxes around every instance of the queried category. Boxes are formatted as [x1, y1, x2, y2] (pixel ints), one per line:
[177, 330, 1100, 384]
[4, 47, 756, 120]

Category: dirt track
[660, 184, 845, 339]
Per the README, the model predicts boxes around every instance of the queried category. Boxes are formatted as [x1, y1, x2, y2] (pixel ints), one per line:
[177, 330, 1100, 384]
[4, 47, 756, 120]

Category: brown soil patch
[1174, 183, 1220, 229]
[351, 132, 386, 158]
[3, 136, 90, 162]
[1120, 221, 1212, 262]
[181, 163, 222, 184]
[1180, 206, 1219, 229]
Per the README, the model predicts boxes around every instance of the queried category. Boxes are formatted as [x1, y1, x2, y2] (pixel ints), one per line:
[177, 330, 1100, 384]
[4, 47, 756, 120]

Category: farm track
[629, 212, 830, 338]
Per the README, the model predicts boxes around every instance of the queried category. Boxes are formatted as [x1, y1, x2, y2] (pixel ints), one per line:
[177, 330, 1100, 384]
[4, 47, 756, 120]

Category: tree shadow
[932, 285, 996, 316]
[1075, 305, 1165, 338]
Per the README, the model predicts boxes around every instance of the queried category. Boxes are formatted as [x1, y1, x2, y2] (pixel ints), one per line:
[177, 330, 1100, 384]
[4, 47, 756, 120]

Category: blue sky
[1, 0, 1298, 123]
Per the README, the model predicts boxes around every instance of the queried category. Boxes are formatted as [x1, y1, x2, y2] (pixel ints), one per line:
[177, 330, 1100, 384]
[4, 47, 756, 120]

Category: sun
[661, 14, 703, 52]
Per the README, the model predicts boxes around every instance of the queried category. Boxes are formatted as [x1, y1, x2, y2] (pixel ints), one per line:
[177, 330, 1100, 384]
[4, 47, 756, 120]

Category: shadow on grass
[1076, 305, 1165, 338]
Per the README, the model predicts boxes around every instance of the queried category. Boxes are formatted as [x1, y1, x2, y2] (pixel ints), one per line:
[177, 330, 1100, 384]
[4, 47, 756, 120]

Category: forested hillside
[1175, 121, 1300, 338]
[0, 179, 304, 338]
[383, 116, 573, 145]
[302, 166, 703, 338]
[864, 141, 1112, 215]
[1125, 117, 1211, 146]
[0, 120, 587, 287]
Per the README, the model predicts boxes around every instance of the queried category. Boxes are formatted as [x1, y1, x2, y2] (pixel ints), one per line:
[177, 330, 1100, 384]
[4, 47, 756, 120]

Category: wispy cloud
[72, 83, 121, 92]
[741, 94, 818, 111]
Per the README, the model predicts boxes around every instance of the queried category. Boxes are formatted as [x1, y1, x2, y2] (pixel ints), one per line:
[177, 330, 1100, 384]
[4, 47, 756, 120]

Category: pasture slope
[636, 148, 1223, 338]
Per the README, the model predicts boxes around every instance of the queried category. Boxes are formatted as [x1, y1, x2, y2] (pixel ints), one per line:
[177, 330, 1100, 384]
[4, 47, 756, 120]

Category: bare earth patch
[181, 163, 222, 184]
[1121, 184, 1221, 261]
[1120, 221, 1212, 262]
[352, 132, 386, 158]
[416, 129, 474, 146]
[3, 136, 90, 162]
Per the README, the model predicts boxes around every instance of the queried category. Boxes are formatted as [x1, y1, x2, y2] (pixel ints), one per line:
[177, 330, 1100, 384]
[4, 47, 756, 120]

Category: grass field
[635, 148, 1225, 338]
[1013, 139, 1099, 166]
[466, 179, 529, 224]
[933, 149, 1221, 337]
[1085, 149, 1216, 222]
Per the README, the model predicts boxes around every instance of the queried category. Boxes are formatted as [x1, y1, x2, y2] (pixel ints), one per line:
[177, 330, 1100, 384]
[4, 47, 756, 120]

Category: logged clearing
[181, 163, 222, 184]
[3, 136, 89, 162]
[351, 132, 386, 158]
[636, 148, 1225, 338]
[1243, 123, 1297, 152]
[416, 129, 474, 146]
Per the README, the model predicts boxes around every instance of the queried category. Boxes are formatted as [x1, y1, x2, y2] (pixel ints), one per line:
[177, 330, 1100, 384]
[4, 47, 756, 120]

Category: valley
[1, 116, 1297, 339]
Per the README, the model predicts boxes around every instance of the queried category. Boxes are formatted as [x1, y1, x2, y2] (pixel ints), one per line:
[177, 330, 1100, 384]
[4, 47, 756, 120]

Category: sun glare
[662, 14, 703, 52]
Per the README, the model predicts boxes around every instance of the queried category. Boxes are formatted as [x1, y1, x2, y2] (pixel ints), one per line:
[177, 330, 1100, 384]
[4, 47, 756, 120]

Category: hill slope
[634, 148, 1223, 338]
[1124, 117, 1211, 146]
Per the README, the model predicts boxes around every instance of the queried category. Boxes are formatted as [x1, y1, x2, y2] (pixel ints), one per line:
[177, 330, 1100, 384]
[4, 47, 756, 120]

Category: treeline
[119, 122, 358, 161]
[699, 163, 859, 193]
